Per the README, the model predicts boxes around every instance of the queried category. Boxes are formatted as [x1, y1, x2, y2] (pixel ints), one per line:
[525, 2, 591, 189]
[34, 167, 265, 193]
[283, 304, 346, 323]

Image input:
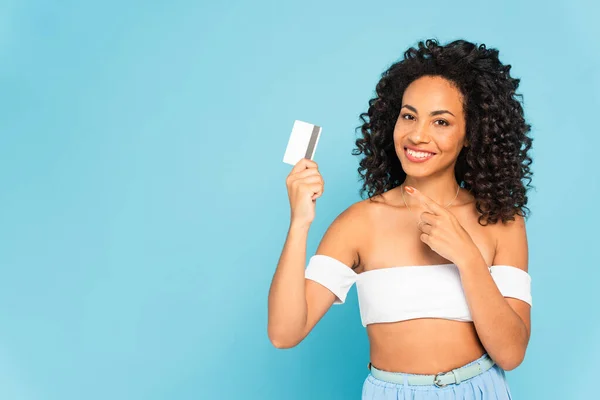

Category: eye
[401, 113, 415, 121]
[434, 119, 449, 126]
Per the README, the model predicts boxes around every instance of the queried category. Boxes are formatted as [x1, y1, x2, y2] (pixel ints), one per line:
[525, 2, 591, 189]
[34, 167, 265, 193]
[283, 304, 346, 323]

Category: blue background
[0, 0, 598, 399]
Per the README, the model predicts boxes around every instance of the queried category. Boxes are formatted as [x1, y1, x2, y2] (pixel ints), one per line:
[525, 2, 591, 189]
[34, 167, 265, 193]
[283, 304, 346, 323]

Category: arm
[457, 214, 531, 371]
[267, 203, 362, 349]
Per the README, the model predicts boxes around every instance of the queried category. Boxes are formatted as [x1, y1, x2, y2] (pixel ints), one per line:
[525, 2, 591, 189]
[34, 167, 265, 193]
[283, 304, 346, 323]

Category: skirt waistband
[368, 354, 495, 387]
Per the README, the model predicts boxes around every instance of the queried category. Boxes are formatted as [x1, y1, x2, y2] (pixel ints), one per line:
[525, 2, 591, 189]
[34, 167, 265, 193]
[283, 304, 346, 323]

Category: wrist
[289, 220, 311, 233]
[455, 246, 487, 271]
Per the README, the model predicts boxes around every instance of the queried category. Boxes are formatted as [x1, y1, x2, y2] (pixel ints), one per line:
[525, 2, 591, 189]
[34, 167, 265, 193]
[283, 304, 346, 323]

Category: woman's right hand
[286, 158, 324, 228]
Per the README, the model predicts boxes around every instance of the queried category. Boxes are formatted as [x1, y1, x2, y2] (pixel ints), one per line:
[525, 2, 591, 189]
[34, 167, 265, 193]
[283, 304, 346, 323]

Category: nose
[407, 123, 430, 144]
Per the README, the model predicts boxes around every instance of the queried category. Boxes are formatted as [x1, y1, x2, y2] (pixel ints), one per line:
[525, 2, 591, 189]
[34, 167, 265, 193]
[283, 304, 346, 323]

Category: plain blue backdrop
[0, 0, 598, 399]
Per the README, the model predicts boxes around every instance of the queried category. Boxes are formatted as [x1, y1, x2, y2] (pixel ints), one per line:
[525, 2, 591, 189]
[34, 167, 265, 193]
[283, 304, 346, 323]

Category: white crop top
[305, 254, 532, 327]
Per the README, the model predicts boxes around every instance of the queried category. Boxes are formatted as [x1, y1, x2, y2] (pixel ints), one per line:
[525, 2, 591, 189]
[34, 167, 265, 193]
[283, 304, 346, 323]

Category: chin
[399, 158, 433, 175]
[402, 168, 432, 178]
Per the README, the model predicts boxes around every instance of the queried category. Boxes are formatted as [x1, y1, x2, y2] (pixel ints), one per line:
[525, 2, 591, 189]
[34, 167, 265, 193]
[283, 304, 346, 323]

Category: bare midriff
[367, 318, 486, 374]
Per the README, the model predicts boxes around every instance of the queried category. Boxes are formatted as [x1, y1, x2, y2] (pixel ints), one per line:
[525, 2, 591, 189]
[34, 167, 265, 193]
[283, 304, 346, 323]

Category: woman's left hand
[405, 185, 480, 268]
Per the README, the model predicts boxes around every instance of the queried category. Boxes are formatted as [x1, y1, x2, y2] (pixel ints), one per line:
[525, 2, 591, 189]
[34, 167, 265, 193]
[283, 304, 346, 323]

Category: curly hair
[352, 38, 534, 225]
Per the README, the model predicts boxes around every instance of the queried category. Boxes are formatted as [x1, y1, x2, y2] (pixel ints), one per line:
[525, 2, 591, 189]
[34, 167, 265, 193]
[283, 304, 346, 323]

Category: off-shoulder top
[304, 254, 532, 327]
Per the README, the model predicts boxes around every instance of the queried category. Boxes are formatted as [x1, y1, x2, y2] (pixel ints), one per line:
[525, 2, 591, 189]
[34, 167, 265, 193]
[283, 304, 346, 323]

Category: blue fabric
[362, 354, 513, 400]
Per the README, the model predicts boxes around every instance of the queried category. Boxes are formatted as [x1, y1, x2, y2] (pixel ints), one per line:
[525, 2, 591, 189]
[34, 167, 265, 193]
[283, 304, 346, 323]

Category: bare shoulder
[324, 198, 372, 232]
[493, 212, 527, 242]
[314, 199, 372, 270]
[492, 212, 528, 271]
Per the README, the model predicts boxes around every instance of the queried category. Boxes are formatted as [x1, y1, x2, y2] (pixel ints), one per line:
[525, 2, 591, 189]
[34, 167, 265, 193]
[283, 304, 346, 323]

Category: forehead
[402, 76, 464, 112]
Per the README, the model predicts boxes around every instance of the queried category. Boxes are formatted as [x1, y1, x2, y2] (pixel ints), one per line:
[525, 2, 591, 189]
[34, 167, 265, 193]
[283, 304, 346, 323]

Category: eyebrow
[401, 104, 455, 117]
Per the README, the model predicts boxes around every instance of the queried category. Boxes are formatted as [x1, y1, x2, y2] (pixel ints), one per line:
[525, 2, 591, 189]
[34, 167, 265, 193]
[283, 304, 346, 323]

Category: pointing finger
[404, 185, 444, 215]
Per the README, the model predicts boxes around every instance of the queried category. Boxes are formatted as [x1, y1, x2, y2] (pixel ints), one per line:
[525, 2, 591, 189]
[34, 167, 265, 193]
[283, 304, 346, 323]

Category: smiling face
[394, 75, 468, 178]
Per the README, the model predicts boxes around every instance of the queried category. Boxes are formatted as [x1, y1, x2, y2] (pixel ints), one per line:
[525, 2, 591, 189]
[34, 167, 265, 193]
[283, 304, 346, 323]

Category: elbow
[494, 326, 529, 371]
[267, 326, 303, 349]
[269, 337, 299, 349]
[497, 359, 522, 372]
[495, 349, 526, 371]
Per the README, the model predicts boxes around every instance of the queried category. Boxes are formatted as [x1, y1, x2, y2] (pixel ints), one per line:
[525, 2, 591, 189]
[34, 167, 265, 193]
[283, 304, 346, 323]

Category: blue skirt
[362, 354, 513, 400]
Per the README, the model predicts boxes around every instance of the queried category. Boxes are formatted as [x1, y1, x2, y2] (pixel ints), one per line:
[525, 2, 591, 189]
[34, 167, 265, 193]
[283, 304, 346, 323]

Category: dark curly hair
[352, 38, 534, 225]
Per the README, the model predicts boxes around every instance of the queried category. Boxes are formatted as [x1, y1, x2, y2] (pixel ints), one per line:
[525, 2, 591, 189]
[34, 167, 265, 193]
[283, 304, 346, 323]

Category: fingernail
[405, 186, 414, 194]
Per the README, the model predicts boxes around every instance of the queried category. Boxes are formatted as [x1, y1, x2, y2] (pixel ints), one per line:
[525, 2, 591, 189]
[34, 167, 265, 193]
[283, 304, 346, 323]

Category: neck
[402, 171, 460, 207]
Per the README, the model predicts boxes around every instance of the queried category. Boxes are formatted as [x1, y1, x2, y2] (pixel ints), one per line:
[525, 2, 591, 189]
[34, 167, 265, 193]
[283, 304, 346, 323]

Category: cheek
[393, 122, 408, 141]
[437, 130, 465, 152]
[392, 128, 401, 144]
[436, 138, 456, 152]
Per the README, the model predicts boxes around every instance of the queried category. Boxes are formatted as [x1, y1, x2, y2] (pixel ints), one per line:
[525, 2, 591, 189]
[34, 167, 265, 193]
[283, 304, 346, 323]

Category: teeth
[406, 148, 434, 158]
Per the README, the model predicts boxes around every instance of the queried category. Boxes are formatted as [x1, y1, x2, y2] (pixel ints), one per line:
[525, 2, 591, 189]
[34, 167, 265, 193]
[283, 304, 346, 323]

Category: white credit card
[282, 120, 322, 165]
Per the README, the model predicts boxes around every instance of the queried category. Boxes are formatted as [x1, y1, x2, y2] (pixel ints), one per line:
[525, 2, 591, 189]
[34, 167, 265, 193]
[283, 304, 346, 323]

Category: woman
[267, 38, 533, 399]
